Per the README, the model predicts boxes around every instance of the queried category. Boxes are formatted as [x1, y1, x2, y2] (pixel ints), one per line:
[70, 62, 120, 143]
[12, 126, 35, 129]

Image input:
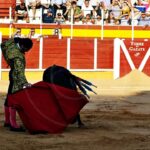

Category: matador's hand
[23, 83, 32, 89]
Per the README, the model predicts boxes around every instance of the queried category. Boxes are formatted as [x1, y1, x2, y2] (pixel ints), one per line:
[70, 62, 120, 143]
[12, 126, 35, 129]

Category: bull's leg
[76, 114, 85, 128]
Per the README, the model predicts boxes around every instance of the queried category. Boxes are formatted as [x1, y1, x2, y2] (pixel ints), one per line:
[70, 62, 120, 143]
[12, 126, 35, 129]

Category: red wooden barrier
[2, 38, 150, 80]
[0, 0, 16, 17]
[2, 56, 8, 68]
[26, 39, 40, 69]
[70, 39, 94, 69]
[120, 50, 132, 77]
[97, 39, 113, 69]
[43, 38, 67, 69]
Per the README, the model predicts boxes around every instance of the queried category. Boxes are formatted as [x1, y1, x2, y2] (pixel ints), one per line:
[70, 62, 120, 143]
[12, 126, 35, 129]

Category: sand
[0, 70, 150, 150]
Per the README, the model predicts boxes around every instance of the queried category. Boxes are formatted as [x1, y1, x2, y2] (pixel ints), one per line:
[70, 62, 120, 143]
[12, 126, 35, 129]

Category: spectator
[109, 0, 122, 19]
[118, 0, 131, 6]
[12, 29, 24, 38]
[64, 1, 83, 22]
[43, 9, 55, 23]
[42, 1, 55, 18]
[82, 14, 94, 24]
[95, 15, 103, 24]
[52, 0, 67, 16]
[121, 1, 131, 16]
[128, 7, 141, 25]
[66, 0, 72, 9]
[28, 28, 42, 39]
[141, 0, 150, 10]
[95, 1, 109, 19]
[120, 13, 131, 25]
[138, 12, 150, 25]
[133, 6, 141, 17]
[120, 0, 131, 6]
[105, 11, 119, 25]
[14, 2, 29, 23]
[54, 12, 65, 24]
[64, 0, 72, 19]
[95, 2, 102, 16]
[82, 0, 95, 17]
[27, 0, 41, 20]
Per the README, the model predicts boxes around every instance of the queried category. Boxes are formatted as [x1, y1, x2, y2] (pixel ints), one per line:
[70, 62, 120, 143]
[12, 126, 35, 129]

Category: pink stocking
[4, 106, 10, 124]
[9, 107, 19, 128]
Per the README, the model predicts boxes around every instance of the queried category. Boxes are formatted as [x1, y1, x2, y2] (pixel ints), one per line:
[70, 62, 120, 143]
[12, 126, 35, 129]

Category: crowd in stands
[12, 0, 150, 25]
[12, 28, 42, 39]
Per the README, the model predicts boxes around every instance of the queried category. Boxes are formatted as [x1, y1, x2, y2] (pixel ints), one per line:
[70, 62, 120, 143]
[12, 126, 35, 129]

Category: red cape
[8, 81, 88, 134]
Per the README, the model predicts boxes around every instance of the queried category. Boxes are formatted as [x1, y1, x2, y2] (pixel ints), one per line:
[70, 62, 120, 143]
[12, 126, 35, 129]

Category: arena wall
[0, 24, 150, 81]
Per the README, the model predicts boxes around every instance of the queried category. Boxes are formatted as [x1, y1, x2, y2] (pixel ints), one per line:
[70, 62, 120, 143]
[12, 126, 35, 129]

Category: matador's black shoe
[10, 126, 26, 132]
[4, 123, 11, 128]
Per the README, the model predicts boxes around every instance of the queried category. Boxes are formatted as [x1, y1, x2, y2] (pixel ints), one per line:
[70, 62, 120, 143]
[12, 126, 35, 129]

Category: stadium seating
[0, 0, 150, 25]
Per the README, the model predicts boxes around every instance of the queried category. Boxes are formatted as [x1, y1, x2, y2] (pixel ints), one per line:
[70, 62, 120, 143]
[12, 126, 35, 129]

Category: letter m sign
[114, 38, 150, 79]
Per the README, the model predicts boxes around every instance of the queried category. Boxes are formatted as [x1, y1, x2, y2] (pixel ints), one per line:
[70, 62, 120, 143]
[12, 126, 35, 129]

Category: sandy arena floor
[0, 70, 150, 150]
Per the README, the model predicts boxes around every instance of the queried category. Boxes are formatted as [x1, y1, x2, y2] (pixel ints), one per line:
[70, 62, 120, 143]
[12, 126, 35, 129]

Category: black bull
[43, 65, 85, 126]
